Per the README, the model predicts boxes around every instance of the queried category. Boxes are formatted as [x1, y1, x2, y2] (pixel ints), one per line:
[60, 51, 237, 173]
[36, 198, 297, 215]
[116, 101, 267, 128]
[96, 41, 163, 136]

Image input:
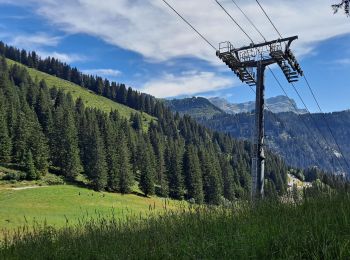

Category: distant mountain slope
[6, 58, 155, 126]
[165, 96, 350, 175]
[165, 97, 224, 119]
[209, 95, 307, 114]
[197, 111, 350, 175]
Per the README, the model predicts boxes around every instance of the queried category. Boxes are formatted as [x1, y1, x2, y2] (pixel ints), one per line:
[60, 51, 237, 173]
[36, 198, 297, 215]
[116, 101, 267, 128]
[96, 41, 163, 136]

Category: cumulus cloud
[3, 0, 349, 63]
[141, 70, 236, 98]
[2, 0, 349, 98]
[82, 69, 122, 77]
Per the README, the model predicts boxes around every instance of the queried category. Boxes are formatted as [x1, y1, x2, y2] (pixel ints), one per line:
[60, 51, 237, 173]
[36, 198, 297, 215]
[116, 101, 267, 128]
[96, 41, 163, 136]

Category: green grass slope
[1, 194, 349, 259]
[6, 59, 155, 126]
[0, 185, 181, 231]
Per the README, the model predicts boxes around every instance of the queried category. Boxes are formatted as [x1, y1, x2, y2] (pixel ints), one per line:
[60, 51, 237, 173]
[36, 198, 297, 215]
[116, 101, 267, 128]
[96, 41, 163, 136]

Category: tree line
[0, 41, 158, 116]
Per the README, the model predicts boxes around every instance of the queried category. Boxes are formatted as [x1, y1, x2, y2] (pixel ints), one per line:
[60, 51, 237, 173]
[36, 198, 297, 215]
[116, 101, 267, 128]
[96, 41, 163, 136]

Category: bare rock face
[209, 95, 307, 115]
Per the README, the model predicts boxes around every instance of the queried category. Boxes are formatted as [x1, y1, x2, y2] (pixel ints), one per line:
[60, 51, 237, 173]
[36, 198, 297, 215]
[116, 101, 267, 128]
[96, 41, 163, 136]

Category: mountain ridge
[209, 95, 308, 114]
[165, 95, 350, 175]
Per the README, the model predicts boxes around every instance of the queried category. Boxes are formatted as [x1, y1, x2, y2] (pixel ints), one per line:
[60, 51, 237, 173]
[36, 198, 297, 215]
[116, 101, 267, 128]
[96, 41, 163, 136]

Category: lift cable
[231, 0, 267, 42]
[214, 0, 254, 43]
[255, 0, 283, 38]
[161, 0, 217, 51]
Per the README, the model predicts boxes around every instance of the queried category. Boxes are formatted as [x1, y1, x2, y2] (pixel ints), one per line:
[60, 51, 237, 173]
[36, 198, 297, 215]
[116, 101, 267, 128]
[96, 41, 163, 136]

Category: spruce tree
[51, 105, 82, 179]
[62, 110, 82, 179]
[117, 132, 133, 194]
[220, 157, 235, 201]
[138, 137, 155, 196]
[149, 127, 168, 197]
[165, 140, 184, 199]
[29, 118, 49, 176]
[104, 118, 119, 191]
[25, 150, 37, 180]
[200, 148, 222, 205]
[183, 145, 204, 204]
[0, 91, 12, 162]
[35, 81, 53, 136]
[131, 113, 142, 131]
[87, 118, 108, 191]
[13, 109, 28, 165]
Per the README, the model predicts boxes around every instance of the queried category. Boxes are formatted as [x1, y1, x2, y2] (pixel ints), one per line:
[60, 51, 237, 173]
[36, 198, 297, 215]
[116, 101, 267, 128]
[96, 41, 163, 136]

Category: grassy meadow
[5, 58, 155, 128]
[1, 193, 350, 259]
[0, 184, 182, 232]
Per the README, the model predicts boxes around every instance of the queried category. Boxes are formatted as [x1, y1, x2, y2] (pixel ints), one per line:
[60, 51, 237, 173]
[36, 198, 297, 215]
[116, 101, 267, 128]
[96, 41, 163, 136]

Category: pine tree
[166, 140, 184, 199]
[117, 132, 133, 194]
[149, 127, 168, 197]
[86, 118, 108, 191]
[62, 110, 82, 178]
[0, 91, 12, 162]
[25, 150, 37, 180]
[220, 157, 235, 201]
[29, 118, 49, 176]
[104, 118, 119, 191]
[138, 137, 155, 196]
[183, 145, 204, 203]
[200, 148, 222, 205]
[131, 113, 142, 131]
[13, 109, 28, 165]
[35, 81, 53, 136]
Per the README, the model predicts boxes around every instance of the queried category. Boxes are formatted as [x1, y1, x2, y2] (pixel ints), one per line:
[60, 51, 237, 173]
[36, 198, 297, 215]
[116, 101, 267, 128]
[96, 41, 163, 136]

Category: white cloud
[10, 33, 61, 50]
[2, 0, 350, 98]
[333, 58, 350, 65]
[141, 71, 236, 98]
[5, 0, 349, 64]
[82, 69, 122, 77]
[38, 51, 86, 63]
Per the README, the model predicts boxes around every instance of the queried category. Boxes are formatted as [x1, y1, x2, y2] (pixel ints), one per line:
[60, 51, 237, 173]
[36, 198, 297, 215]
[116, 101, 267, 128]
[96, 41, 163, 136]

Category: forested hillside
[165, 95, 350, 175]
[198, 111, 350, 175]
[0, 41, 159, 118]
[0, 46, 291, 204]
[165, 97, 223, 119]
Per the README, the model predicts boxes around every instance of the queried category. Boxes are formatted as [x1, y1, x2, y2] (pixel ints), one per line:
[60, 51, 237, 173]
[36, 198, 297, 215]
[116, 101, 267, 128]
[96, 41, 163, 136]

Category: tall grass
[1, 194, 349, 259]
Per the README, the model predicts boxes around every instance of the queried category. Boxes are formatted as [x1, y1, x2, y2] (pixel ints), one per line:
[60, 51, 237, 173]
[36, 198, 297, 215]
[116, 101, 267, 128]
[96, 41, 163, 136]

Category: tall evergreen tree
[183, 145, 204, 204]
[149, 126, 168, 197]
[52, 106, 82, 179]
[35, 81, 53, 136]
[131, 113, 142, 131]
[200, 148, 222, 205]
[85, 118, 108, 191]
[104, 118, 119, 191]
[0, 91, 11, 162]
[220, 157, 236, 201]
[25, 149, 37, 180]
[166, 140, 184, 199]
[117, 132, 133, 194]
[138, 137, 155, 196]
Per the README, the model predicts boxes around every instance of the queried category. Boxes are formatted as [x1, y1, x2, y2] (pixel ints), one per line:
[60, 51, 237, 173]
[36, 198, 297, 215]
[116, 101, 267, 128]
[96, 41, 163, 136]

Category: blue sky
[0, 0, 349, 112]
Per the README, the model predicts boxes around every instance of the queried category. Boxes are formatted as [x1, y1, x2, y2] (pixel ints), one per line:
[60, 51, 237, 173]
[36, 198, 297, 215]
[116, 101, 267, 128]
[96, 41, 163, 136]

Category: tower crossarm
[217, 36, 303, 84]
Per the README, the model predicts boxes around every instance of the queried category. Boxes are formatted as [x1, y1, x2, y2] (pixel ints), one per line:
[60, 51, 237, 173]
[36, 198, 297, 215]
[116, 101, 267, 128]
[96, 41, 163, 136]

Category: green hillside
[6, 58, 155, 126]
[166, 97, 224, 119]
[0, 185, 181, 231]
